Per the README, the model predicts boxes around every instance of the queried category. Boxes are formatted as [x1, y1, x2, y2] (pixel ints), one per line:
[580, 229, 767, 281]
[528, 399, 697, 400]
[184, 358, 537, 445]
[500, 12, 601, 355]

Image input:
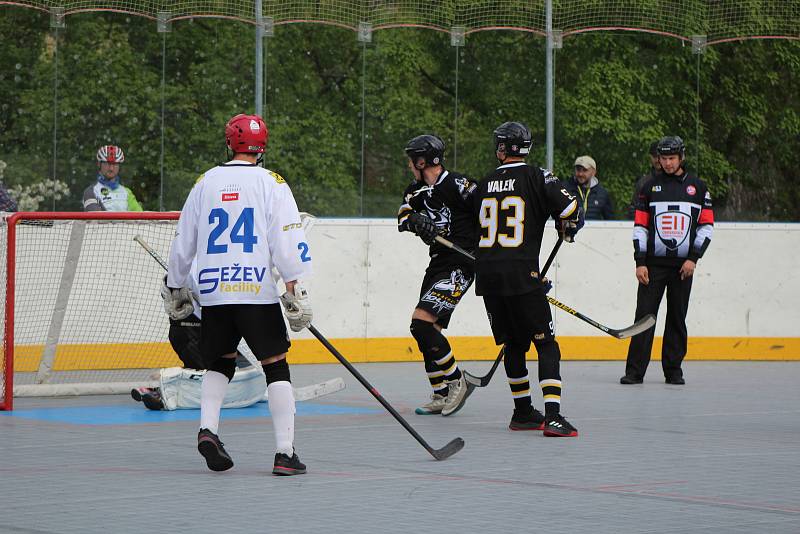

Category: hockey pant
[625, 263, 693, 380]
[158, 365, 265, 410]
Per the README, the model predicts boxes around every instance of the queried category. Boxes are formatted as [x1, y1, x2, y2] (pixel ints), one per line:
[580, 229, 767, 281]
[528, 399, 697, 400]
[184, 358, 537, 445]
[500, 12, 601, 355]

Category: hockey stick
[462, 237, 563, 387]
[308, 324, 464, 461]
[545, 298, 655, 339]
[437, 234, 656, 352]
[133, 234, 168, 270]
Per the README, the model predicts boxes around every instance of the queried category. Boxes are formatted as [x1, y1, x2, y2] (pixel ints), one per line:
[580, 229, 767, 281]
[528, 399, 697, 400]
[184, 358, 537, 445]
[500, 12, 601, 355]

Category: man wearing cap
[564, 155, 614, 220]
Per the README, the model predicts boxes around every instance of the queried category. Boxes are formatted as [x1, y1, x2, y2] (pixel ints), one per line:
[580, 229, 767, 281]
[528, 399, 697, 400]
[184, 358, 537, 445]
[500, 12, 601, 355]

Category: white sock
[267, 381, 296, 456]
[200, 370, 229, 434]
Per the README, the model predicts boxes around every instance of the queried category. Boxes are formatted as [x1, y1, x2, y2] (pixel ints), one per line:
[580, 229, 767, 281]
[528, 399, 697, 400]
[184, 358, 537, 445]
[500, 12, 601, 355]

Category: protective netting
[1, 214, 181, 407]
[7, 0, 800, 42]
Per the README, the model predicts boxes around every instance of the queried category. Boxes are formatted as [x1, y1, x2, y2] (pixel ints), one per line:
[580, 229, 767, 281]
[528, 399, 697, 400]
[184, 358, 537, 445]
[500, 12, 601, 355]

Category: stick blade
[294, 377, 346, 402]
[613, 314, 657, 339]
[431, 437, 465, 461]
[463, 371, 487, 388]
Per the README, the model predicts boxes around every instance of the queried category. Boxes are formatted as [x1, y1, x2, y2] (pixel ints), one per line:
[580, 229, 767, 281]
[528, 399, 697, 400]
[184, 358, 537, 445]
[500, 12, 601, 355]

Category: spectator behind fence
[0, 160, 18, 212]
[564, 155, 614, 220]
[627, 141, 661, 219]
[83, 145, 143, 211]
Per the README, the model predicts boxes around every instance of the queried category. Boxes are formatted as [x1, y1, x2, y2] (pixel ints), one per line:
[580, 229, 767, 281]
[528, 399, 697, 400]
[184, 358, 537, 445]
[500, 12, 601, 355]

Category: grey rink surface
[1, 361, 799, 534]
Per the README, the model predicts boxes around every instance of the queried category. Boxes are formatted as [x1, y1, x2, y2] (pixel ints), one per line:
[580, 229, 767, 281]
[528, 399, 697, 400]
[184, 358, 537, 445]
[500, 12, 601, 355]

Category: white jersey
[167, 161, 312, 306]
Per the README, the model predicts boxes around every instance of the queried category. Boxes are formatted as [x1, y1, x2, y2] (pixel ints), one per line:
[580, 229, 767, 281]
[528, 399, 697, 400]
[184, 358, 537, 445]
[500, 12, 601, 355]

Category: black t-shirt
[473, 162, 577, 296]
[397, 169, 477, 267]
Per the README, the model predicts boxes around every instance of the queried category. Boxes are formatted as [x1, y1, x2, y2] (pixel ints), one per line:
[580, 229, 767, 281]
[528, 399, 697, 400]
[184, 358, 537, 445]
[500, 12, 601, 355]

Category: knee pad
[208, 356, 236, 382]
[410, 319, 451, 358]
[262, 358, 291, 385]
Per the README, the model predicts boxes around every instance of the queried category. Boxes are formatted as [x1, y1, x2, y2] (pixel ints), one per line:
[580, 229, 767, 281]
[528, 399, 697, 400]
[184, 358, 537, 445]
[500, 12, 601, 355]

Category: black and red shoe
[543, 414, 578, 437]
[130, 387, 157, 402]
[509, 407, 545, 431]
[142, 390, 165, 411]
[197, 429, 234, 471]
[273, 450, 307, 476]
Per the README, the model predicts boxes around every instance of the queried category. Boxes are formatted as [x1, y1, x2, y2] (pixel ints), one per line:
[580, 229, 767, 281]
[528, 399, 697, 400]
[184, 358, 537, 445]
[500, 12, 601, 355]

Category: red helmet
[225, 114, 268, 154]
[96, 145, 125, 163]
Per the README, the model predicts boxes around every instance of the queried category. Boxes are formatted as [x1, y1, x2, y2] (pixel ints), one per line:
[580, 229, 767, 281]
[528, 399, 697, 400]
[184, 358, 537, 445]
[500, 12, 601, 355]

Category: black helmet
[649, 140, 659, 156]
[405, 134, 445, 167]
[493, 121, 532, 157]
[656, 136, 685, 159]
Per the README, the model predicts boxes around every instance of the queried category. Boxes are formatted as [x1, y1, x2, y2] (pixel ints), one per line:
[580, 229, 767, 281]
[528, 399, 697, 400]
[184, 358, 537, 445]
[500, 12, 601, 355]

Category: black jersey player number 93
[478, 196, 526, 248]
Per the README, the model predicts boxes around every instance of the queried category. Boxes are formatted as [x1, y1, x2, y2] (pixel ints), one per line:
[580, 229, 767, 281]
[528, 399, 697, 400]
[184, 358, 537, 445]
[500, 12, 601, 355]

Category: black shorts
[482, 288, 554, 347]
[417, 265, 474, 328]
[201, 303, 290, 367]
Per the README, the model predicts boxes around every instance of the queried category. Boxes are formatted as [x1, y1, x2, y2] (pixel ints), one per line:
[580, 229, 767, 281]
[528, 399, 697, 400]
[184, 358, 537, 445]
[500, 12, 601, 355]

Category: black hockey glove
[408, 212, 438, 246]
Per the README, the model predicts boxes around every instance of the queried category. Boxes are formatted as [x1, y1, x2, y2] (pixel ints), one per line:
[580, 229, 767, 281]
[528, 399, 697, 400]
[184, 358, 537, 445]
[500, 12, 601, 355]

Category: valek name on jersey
[487, 179, 516, 193]
[198, 264, 267, 295]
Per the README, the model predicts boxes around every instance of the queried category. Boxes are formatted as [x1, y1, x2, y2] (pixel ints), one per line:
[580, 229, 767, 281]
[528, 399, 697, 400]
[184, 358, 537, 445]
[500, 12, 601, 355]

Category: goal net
[1, 212, 181, 410]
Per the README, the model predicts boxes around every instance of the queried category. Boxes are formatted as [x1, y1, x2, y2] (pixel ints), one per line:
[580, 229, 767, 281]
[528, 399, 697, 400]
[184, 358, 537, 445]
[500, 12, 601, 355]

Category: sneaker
[130, 387, 157, 402]
[620, 375, 643, 384]
[142, 390, 165, 411]
[509, 407, 545, 431]
[442, 375, 475, 416]
[665, 376, 685, 385]
[273, 450, 307, 476]
[415, 392, 447, 415]
[543, 414, 579, 437]
[197, 429, 234, 471]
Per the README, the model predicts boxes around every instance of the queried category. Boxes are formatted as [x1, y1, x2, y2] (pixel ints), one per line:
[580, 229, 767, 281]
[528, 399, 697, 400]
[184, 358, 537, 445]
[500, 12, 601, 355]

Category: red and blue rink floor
[2, 361, 799, 534]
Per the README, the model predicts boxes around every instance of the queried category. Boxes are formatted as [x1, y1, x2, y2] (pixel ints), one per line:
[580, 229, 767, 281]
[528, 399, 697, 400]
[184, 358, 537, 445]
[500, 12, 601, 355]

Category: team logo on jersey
[423, 200, 452, 236]
[652, 185, 662, 192]
[269, 170, 286, 184]
[654, 209, 691, 250]
[686, 185, 697, 196]
[198, 264, 267, 295]
[222, 192, 239, 201]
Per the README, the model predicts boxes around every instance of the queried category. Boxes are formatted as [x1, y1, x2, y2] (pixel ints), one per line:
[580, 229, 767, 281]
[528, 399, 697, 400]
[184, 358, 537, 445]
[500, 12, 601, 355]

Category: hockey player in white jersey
[165, 113, 312, 476]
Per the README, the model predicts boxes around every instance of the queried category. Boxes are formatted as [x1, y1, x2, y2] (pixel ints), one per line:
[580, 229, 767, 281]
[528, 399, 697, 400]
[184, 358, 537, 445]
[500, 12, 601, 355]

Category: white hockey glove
[160, 276, 194, 321]
[280, 282, 312, 332]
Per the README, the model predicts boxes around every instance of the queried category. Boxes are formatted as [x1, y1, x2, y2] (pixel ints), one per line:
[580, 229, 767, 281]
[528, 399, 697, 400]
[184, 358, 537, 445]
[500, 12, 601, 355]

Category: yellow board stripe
[8, 336, 800, 372]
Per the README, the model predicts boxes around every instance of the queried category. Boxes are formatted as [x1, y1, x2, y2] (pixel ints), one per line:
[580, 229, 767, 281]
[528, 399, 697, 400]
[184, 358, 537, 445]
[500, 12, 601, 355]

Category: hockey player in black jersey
[474, 121, 583, 437]
[622, 135, 714, 385]
[398, 134, 478, 417]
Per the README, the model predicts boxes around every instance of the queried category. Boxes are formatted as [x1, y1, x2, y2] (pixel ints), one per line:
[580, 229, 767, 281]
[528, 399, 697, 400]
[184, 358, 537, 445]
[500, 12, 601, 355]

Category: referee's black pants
[625, 263, 693, 381]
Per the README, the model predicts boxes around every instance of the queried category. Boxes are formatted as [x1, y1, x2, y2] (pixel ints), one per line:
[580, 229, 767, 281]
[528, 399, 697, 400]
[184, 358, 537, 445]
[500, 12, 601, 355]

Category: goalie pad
[158, 365, 265, 410]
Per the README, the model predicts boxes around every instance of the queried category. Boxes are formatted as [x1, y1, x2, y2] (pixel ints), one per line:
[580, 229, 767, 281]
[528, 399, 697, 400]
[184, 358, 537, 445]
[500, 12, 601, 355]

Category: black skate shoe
[130, 387, 157, 402]
[273, 450, 307, 476]
[142, 390, 165, 411]
[197, 429, 234, 471]
[509, 407, 545, 431]
[543, 414, 578, 437]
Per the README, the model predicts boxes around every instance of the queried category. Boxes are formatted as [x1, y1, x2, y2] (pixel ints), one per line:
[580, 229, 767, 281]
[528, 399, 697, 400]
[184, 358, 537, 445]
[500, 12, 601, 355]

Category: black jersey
[633, 169, 714, 267]
[473, 162, 577, 296]
[397, 169, 477, 263]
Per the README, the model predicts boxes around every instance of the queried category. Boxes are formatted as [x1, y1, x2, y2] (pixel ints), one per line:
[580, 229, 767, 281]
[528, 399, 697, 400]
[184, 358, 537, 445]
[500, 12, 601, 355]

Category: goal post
[1, 211, 181, 410]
